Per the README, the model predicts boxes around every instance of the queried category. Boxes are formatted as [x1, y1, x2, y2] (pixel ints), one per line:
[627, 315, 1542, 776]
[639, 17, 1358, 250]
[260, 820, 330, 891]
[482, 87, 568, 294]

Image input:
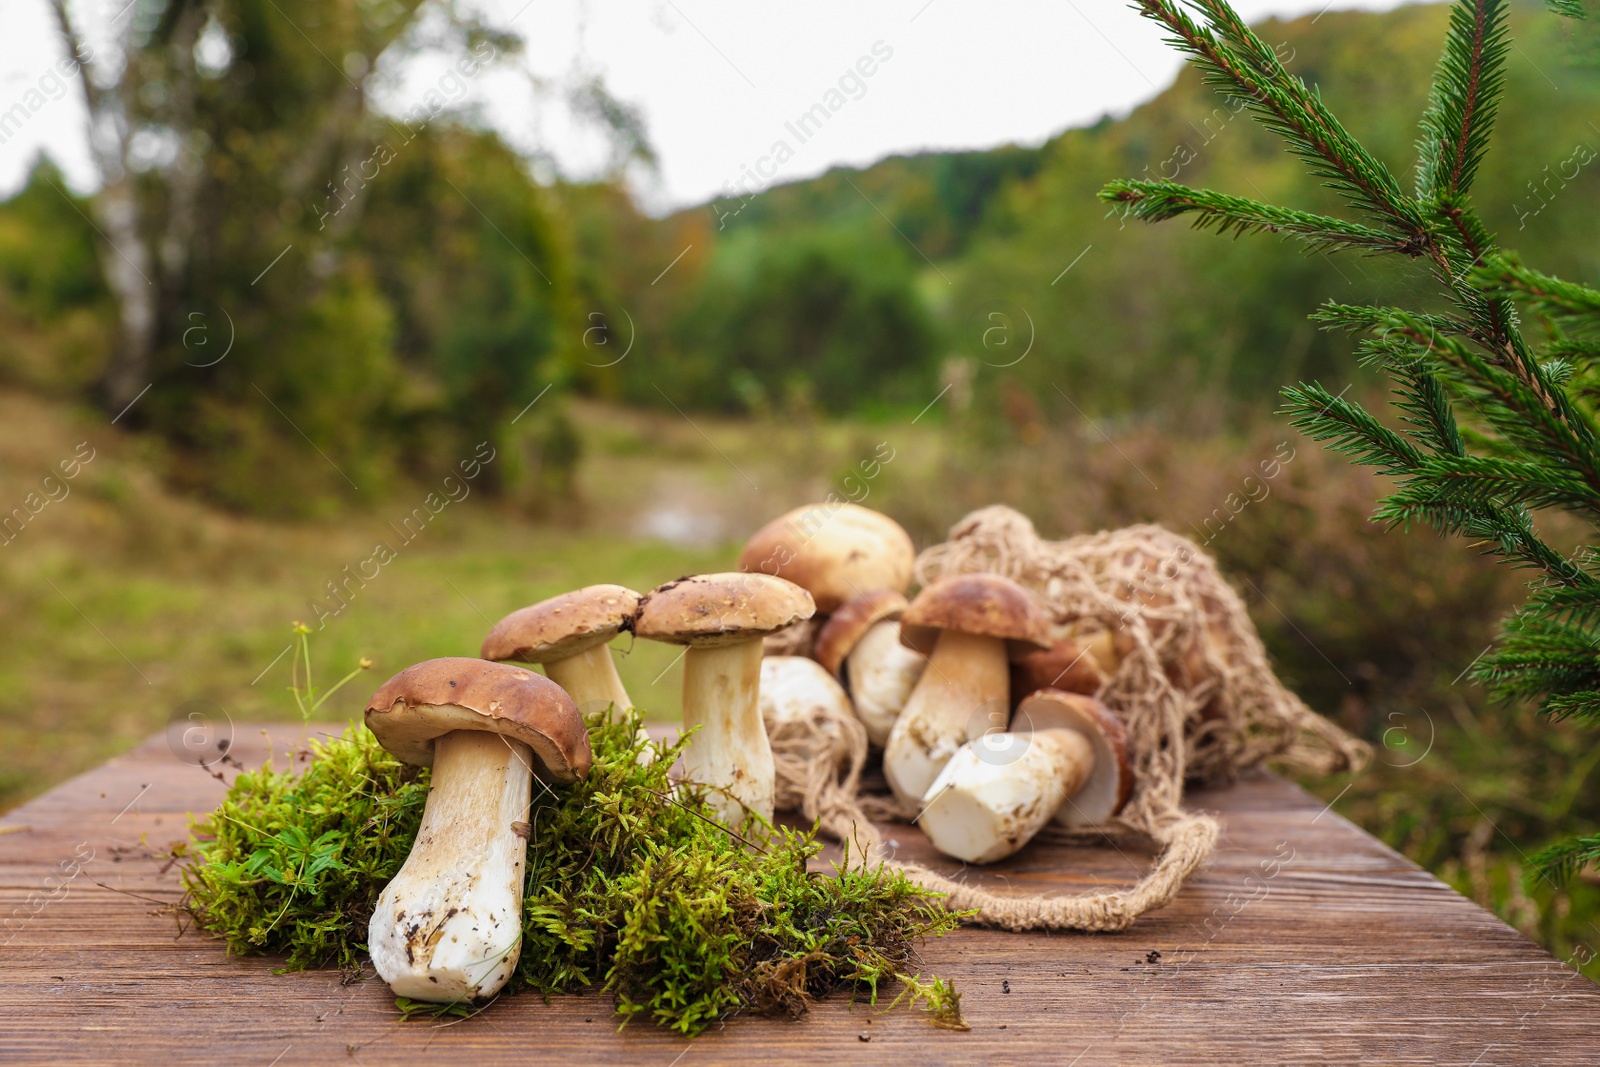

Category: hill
[567, 0, 1600, 422]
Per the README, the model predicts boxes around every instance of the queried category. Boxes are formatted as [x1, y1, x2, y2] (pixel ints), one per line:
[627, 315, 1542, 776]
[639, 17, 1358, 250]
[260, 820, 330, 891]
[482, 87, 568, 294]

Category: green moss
[181, 726, 428, 973]
[183, 707, 962, 1035]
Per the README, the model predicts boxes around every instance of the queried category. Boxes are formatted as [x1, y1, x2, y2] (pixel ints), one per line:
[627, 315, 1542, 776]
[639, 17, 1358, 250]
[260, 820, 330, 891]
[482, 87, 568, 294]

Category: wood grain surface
[2, 723, 1598, 1066]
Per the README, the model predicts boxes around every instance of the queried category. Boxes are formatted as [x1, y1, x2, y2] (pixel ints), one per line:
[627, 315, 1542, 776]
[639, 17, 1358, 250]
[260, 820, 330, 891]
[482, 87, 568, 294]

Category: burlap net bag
[769, 505, 1370, 932]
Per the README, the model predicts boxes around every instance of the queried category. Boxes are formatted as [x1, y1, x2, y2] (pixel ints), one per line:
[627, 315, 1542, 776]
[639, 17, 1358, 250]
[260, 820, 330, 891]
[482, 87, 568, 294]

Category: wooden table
[3, 725, 1598, 1065]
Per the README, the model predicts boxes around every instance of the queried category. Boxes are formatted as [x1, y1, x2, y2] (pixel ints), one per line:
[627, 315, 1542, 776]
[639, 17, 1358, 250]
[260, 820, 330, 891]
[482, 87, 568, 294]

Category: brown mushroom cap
[737, 503, 914, 613]
[814, 589, 908, 678]
[898, 574, 1053, 656]
[480, 584, 641, 663]
[1012, 688, 1133, 828]
[762, 616, 819, 658]
[364, 657, 590, 780]
[1009, 630, 1115, 699]
[633, 572, 815, 647]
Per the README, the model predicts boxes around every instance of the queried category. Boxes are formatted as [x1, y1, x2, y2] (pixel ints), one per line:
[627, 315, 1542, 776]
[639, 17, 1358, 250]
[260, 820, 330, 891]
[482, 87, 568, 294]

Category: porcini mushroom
[634, 573, 814, 826]
[762, 617, 819, 657]
[738, 502, 915, 613]
[918, 689, 1133, 864]
[882, 574, 1052, 806]
[365, 658, 589, 1002]
[759, 655, 854, 741]
[480, 584, 640, 714]
[814, 590, 926, 746]
[1009, 627, 1119, 698]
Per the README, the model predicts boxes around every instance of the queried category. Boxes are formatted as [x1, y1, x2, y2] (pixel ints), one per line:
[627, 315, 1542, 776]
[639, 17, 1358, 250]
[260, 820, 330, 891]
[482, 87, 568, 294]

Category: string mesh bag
[768, 505, 1370, 932]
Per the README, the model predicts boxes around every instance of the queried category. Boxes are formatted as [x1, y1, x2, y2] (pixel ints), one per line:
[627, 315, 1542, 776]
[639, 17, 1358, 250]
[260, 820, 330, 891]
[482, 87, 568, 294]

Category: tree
[1102, 0, 1600, 881]
[683, 227, 941, 414]
[48, 0, 495, 409]
[43, 1, 609, 511]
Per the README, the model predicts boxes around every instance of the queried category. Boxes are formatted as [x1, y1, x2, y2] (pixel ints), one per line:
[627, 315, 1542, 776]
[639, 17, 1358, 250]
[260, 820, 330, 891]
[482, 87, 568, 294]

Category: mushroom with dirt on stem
[633, 573, 814, 827]
[365, 658, 589, 1003]
[882, 574, 1053, 807]
[918, 688, 1133, 864]
[814, 590, 927, 747]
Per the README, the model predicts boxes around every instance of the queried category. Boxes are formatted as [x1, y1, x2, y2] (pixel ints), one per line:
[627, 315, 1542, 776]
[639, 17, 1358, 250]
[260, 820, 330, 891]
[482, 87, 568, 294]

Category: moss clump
[184, 707, 962, 1034]
[181, 726, 427, 973]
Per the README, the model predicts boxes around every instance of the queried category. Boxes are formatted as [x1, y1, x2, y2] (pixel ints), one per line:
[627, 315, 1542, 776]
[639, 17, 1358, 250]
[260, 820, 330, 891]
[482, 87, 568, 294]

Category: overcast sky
[1, 0, 1411, 211]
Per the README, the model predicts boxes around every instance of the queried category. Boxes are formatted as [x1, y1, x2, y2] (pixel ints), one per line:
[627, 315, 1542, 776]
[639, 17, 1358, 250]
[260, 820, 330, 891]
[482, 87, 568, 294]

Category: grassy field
[0, 389, 731, 807]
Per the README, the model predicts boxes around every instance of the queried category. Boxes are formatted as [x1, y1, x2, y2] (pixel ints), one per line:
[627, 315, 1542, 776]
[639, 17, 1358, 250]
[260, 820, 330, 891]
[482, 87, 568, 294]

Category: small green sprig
[286, 621, 373, 724]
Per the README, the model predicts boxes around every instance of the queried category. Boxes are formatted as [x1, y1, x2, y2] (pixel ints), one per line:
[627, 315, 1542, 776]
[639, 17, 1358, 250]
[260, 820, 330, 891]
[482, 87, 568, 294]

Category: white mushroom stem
[682, 639, 774, 827]
[543, 645, 655, 762]
[918, 728, 1093, 864]
[847, 620, 927, 747]
[369, 730, 532, 1003]
[543, 645, 630, 712]
[883, 630, 1008, 805]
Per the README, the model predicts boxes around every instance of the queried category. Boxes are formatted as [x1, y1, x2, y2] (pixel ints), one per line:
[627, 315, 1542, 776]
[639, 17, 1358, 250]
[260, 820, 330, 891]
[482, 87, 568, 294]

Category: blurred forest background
[4, 0, 1600, 969]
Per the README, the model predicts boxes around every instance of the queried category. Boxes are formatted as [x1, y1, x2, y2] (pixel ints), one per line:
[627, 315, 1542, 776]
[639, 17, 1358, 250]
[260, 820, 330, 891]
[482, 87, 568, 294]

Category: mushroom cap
[1009, 630, 1115, 699]
[364, 657, 591, 780]
[480, 584, 641, 663]
[898, 574, 1053, 655]
[762, 616, 819, 658]
[633, 572, 815, 648]
[737, 503, 915, 613]
[814, 589, 908, 678]
[1012, 688, 1133, 828]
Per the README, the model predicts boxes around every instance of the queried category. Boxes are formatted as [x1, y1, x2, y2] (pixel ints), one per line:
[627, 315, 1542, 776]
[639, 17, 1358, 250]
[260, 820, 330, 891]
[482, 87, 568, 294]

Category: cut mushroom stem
[919, 689, 1132, 864]
[369, 731, 532, 1001]
[884, 630, 1009, 803]
[683, 639, 772, 825]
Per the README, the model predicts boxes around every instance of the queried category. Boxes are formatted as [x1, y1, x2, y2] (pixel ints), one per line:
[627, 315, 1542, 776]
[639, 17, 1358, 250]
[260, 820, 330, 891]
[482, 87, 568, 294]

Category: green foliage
[0, 160, 107, 319]
[184, 707, 960, 1035]
[0, 1, 584, 513]
[0, 160, 113, 392]
[1104, 0, 1600, 884]
[10, 0, 1600, 487]
[680, 228, 941, 414]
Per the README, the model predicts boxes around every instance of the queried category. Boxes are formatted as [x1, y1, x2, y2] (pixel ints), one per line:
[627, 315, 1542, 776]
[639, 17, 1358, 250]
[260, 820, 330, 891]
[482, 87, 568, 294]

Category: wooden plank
[1, 724, 1598, 1065]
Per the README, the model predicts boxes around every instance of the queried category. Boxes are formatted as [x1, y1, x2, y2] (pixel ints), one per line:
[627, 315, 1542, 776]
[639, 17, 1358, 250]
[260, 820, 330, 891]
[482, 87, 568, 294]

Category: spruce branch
[1128, 0, 1428, 237]
[1475, 254, 1600, 321]
[1395, 366, 1469, 458]
[1280, 384, 1424, 474]
[1314, 302, 1475, 341]
[1416, 0, 1511, 199]
[1530, 833, 1600, 887]
[1476, 613, 1600, 705]
[1386, 455, 1600, 517]
[1116, 0, 1600, 886]
[1099, 180, 1416, 255]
